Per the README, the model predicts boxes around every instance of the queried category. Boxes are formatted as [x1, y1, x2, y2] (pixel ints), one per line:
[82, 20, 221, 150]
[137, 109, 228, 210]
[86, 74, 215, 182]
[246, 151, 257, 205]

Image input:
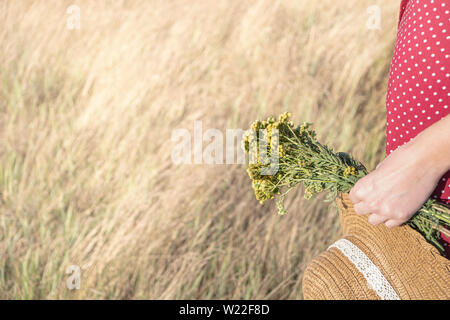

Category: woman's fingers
[369, 215, 404, 227]
[348, 187, 360, 205]
[385, 219, 404, 228]
[349, 175, 375, 205]
[353, 202, 373, 215]
[368, 213, 388, 226]
[353, 199, 407, 227]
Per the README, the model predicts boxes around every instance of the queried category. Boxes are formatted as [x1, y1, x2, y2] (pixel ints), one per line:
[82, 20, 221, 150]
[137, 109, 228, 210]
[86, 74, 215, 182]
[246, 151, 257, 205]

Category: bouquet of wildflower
[242, 112, 450, 254]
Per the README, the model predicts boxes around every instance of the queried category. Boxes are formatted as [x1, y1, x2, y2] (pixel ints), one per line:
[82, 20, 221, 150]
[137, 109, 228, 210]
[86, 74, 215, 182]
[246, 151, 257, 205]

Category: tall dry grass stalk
[0, 0, 398, 299]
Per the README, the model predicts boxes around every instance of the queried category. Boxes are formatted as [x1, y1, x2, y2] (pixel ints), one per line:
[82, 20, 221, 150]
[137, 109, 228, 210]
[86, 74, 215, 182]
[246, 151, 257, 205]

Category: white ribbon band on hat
[328, 239, 401, 300]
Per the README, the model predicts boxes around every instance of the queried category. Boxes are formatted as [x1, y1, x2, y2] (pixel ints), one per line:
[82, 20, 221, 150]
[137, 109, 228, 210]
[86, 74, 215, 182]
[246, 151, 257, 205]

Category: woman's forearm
[407, 114, 450, 176]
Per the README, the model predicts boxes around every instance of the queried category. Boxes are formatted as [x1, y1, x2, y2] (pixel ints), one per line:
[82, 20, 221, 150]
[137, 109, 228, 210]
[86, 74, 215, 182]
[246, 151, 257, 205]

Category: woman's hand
[349, 115, 450, 228]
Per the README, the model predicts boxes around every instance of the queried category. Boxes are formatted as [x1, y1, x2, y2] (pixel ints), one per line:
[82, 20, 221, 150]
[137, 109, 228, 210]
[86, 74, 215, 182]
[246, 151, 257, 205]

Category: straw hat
[302, 193, 450, 300]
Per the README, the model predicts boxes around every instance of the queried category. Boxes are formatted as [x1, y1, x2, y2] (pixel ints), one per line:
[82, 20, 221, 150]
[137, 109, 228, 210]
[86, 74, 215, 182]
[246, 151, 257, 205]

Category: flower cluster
[343, 166, 357, 177]
[243, 112, 365, 207]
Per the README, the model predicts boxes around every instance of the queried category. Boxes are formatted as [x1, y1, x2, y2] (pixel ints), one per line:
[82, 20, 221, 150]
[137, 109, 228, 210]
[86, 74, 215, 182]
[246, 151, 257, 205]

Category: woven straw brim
[302, 193, 450, 300]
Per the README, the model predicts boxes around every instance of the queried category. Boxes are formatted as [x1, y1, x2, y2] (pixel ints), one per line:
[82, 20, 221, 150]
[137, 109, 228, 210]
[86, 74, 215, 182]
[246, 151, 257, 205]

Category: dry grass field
[0, 0, 399, 299]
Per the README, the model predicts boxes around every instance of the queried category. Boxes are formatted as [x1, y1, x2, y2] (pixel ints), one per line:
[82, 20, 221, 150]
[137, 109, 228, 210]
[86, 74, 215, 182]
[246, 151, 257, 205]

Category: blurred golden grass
[0, 0, 398, 299]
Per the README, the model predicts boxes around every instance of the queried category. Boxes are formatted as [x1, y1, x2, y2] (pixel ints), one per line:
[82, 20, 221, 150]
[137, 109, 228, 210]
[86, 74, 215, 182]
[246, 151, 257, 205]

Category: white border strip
[329, 239, 400, 300]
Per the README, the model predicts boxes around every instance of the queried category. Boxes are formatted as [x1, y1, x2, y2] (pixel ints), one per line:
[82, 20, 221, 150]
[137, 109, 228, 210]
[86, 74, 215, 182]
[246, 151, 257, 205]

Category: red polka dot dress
[386, 0, 450, 257]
